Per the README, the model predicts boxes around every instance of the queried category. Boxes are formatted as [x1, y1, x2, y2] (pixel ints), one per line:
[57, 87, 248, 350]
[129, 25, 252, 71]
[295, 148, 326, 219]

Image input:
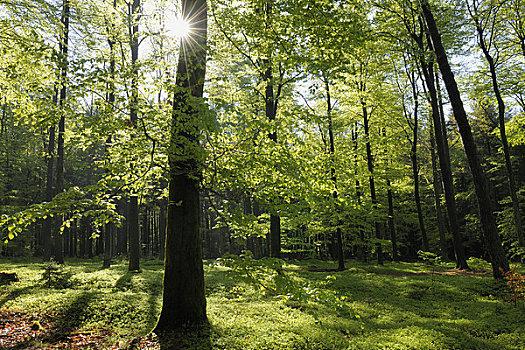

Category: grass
[1, 257, 525, 349]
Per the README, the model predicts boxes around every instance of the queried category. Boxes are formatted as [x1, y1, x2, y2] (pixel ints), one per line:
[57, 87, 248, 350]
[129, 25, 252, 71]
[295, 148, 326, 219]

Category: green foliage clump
[467, 257, 492, 271]
[418, 250, 442, 265]
[40, 262, 73, 289]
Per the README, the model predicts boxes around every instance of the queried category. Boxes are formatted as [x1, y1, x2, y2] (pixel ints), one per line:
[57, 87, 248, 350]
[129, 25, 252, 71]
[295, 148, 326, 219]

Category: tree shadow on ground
[152, 324, 213, 350]
[0, 285, 36, 308]
[9, 290, 97, 349]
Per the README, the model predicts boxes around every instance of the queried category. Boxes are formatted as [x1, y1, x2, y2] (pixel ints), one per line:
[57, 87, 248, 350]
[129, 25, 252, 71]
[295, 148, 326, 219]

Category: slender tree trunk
[261, 0, 281, 259]
[473, 16, 525, 247]
[362, 102, 383, 265]
[386, 179, 398, 261]
[154, 0, 208, 331]
[159, 199, 166, 261]
[409, 78, 429, 251]
[325, 80, 345, 270]
[263, 57, 280, 258]
[352, 123, 367, 262]
[53, 0, 70, 265]
[430, 124, 449, 260]
[103, 1, 117, 267]
[420, 0, 509, 278]
[128, 0, 141, 271]
[43, 121, 55, 262]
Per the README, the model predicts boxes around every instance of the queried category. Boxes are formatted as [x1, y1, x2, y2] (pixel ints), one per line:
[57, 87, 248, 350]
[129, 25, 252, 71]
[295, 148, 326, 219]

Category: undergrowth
[0, 257, 524, 349]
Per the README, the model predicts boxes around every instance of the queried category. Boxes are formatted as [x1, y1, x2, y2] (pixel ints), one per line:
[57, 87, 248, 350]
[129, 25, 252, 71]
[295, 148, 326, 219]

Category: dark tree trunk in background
[118, 197, 128, 255]
[103, 222, 112, 268]
[387, 179, 398, 261]
[420, 0, 509, 278]
[159, 200, 166, 261]
[154, 0, 208, 331]
[128, 196, 140, 271]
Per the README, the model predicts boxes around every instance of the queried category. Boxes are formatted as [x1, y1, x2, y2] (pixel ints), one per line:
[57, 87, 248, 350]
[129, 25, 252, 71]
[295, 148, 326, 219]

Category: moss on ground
[1, 257, 524, 349]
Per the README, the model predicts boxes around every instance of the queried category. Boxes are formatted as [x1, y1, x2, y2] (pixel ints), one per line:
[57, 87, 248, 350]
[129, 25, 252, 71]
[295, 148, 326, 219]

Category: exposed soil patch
[0, 309, 159, 349]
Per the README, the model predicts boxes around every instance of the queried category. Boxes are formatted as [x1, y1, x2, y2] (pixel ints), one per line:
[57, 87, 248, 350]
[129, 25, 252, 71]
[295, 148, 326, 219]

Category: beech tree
[419, 0, 509, 278]
[154, 0, 208, 330]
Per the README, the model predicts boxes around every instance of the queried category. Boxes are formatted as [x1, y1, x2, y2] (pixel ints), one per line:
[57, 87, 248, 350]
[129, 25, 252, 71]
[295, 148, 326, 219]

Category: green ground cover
[1, 257, 524, 349]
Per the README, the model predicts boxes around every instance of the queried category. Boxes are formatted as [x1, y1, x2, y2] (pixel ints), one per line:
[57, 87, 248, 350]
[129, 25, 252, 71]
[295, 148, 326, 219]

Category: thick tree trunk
[420, 0, 509, 278]
[154, 0, 208, 331]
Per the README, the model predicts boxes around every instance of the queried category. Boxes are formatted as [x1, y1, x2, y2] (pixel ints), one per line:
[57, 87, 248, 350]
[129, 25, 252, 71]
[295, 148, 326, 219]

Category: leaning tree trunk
[154, 0, 208, 331]
[418, 52, 469, 270]
[473, 16, 525, 247]
[420, 0, 509, 278]
[410, 24, 468, 269]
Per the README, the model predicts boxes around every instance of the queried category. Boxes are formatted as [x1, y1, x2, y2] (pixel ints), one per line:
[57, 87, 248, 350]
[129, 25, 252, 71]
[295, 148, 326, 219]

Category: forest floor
[0, 257, 524, 349]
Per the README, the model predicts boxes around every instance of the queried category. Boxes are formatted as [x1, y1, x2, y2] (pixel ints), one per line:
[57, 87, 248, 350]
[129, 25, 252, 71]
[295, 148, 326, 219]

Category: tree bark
[154, 0, 208, 331]
[420, 0, 509, 278]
